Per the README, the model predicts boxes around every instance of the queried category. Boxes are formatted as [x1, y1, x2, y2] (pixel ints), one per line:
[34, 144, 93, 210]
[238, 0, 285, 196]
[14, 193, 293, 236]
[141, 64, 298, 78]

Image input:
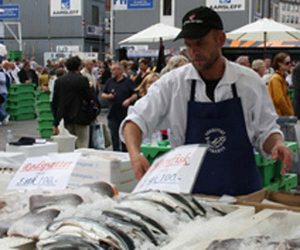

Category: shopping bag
[90, 124, 105, 149]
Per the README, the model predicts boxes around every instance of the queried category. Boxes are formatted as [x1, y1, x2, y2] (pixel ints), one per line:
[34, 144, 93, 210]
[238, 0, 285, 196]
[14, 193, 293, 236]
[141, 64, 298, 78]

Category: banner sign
[206, 0, 245, 11]
[128, 0, 153, 9]
[133, 144, 207, 193]
[50, 0, 82, 17]
[0, 4, 20, 20]
[7, 153, 81, 191]
[113, 0, 153, 10]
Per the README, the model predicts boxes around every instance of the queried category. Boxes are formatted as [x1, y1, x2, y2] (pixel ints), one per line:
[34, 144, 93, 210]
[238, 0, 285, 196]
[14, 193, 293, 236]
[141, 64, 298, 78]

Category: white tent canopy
[119, 22, 181, 44]
[227, 18, 300, 43]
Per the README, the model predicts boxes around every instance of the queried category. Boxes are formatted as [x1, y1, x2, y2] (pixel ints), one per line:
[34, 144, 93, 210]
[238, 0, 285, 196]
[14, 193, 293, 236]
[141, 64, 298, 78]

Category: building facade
[2, 0, 106, 64]
[112, 0, 253, 57]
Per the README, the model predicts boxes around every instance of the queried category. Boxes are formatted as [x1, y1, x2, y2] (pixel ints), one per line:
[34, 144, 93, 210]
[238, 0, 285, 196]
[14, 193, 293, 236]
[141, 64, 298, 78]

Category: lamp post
[110, 0, 114, 59]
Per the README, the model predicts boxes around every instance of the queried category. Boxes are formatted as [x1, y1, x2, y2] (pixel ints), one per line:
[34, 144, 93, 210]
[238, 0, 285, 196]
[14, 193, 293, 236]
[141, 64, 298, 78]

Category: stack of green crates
[255, 141, 299, 192]
[7, 84, 35, 121]
[35, 91, 53, 138]
[8, 50, 22, 61]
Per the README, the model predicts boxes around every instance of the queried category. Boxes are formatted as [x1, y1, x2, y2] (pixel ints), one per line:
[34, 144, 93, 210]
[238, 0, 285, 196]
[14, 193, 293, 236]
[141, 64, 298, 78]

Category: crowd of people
[0, 49, 299, 153]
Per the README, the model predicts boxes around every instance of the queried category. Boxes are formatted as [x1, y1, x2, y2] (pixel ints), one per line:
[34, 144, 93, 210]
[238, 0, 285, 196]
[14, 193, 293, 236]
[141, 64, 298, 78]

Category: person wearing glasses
[268, 52, 295, 116]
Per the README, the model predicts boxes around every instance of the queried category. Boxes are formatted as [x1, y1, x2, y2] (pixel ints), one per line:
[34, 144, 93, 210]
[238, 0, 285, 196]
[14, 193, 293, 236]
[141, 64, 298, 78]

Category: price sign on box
[133, 144, 207, 193]
[7, 153, 81, 191]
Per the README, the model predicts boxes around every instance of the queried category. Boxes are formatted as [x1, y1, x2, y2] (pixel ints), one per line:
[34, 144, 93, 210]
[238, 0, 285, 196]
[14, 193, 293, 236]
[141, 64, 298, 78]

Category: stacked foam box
[70, 149, 137, 192]
[6, 84, 35, 121]
[35, 91, 53, 138]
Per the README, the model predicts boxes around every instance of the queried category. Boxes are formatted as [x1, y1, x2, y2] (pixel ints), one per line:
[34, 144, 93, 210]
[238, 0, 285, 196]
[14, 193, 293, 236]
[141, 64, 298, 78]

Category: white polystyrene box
[69, 149, 137, 192]
[0, 151, 26, 168]
[5, 142, 58, 158]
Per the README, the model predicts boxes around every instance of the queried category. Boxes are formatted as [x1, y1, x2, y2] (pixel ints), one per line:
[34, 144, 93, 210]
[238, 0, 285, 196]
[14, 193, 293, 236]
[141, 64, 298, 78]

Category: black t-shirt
[202, 78, 221, 102]
[103, 77, 135, 120]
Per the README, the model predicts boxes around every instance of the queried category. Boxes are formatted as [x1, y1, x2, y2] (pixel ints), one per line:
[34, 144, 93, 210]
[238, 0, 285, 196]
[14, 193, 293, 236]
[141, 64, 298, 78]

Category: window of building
[282, 15, 286, 23]
[92, 5, 99, 26]
[282, 3, 286, 11]
[296, 16, 299, 24]
[163, 0, 172, 16]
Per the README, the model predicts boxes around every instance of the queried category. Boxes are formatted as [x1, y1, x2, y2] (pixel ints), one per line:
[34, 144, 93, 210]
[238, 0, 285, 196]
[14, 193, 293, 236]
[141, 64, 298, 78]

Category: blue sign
[128, 0, 153, 9]
[0, 4, 20, 20]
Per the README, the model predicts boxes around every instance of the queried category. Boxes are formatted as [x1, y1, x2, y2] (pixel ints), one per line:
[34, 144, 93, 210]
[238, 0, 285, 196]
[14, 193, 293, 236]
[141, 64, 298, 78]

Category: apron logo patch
[205, 128, 227, 154]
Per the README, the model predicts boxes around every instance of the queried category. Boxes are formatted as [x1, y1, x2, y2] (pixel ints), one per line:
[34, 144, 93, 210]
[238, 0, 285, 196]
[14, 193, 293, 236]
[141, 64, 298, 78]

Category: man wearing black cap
[120, 6, 292, 196]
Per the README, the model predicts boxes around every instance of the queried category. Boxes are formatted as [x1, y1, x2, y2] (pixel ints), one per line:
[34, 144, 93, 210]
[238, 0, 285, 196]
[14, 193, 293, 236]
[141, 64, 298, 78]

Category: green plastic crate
[257, 161, 281, 187]
[35, 91, 50, 101]
[7, 99, 35, 109]
[284, 141, 299, 156]
[8, 50, 22, 61]
[38, 111, 54, 120]
[10, 113, 36, 121]
[141, 140, 172, 164]
[36, 100, 51, 109]
[8, 93, 35, 102]
[279, 173, 298, 191]
[9, 84, 34, 94]
[265, 181, 280, 192]
[38, 120, 53, 130]
[38, 128, 53, 139]
[7, 106, 35, 115]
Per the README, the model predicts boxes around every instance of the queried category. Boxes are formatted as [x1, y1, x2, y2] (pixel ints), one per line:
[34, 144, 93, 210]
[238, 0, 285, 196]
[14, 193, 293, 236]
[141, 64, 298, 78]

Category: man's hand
[52, 126, 59, 135]
[131, 153, 150, 180]
[122, 98, 131, 108]
[271, 143, 293, 175]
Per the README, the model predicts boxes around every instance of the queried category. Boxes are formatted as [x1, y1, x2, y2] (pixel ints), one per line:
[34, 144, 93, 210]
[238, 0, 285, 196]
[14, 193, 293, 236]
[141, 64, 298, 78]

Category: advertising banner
[50, 0, 82, 17]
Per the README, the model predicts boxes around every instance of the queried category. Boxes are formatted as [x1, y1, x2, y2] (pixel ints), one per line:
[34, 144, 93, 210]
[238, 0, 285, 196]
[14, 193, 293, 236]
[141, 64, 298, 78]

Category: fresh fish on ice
[101, 210, 159, 246]
[83, 181, 118, 198]
[29, 193, 83, 212]
[123, 191, 195, 219]
[114, 207, 168, 235]
[39, 217, 133, 250]
[7, 209, 60, 239]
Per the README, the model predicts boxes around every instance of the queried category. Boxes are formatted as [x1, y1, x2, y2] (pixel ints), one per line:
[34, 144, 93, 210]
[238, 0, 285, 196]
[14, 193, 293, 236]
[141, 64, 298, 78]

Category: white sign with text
[206, 0, 245, 12]
[133, 144, 207, 193]
[7, 153, 81, 191]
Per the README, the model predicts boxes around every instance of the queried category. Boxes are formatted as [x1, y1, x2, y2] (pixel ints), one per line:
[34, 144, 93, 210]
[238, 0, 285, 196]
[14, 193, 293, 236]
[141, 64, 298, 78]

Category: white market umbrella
[119, 22, 181, 44]
[227, 18, 300, 48]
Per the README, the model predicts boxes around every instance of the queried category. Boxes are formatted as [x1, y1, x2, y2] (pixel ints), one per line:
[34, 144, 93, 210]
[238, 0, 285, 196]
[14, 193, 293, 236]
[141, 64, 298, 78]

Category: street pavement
[0, 110, 109, 151]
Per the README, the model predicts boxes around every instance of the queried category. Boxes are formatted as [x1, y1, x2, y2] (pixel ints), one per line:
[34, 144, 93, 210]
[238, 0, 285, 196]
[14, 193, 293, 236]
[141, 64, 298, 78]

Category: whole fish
[8, 209, 60, 239]
[124, 191, 195, 219]
[29, 193, 83, 212]
[102, 210, 159, 246]
[41, 217, 132, 250]
[114, 207, 168, 235]
[83, 181, 119, 198]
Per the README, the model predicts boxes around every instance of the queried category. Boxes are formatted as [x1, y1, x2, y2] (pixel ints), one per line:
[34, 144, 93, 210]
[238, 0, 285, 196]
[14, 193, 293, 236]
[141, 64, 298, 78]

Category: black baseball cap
[174, 6, 223, 41]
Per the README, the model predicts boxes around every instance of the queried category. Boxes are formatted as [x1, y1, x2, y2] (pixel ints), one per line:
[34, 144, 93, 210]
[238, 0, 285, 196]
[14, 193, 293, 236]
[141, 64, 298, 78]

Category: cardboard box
[236, 189, 300, 213]
[69, 149, 137, 192]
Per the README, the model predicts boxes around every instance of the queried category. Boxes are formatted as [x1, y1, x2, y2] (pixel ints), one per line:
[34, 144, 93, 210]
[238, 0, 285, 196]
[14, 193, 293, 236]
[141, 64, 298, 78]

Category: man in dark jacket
[52, 56, 95, 148]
